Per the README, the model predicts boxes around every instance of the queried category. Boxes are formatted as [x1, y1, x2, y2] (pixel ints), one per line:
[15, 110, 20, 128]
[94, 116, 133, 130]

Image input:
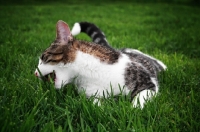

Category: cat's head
[34, 20, 76, 88]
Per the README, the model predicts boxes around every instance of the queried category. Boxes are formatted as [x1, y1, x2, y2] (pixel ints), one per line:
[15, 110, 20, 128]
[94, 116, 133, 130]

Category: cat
[34, 20, 167, 108]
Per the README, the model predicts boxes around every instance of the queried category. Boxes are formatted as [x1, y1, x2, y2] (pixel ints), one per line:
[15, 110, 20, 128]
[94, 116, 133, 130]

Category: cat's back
[121, 48, 166, 76]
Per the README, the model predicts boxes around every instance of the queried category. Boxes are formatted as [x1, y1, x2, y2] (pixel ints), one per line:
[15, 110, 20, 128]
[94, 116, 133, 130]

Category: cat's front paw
[54, 78, 70, 89]
[54, 80, 63, 89]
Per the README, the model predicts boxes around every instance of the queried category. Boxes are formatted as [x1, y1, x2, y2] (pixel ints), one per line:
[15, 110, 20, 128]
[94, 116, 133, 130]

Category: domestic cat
[35, 20, 166, 108]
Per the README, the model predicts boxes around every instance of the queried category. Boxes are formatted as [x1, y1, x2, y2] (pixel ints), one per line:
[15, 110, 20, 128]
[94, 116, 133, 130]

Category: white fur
[94, 38, 100, 43]
[124, 49, 167, 70]
[132, 90, 155, 108]
[71, 51, 131, 98]
[151, 77, 159, 93]
[104, 38, 108, 43]
[71, 23, 81, 36]
[91, 32, 97, 38]
[35, 51, 131, 98]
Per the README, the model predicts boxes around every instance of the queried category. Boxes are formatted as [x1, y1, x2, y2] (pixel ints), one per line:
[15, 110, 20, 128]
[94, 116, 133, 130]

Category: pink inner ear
[56, 20, 71, 42]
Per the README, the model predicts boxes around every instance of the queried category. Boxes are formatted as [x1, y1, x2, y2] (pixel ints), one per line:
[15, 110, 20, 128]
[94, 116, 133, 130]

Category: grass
[0, 1, 200, 131]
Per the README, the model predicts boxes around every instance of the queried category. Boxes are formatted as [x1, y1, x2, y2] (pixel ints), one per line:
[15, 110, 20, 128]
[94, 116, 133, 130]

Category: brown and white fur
[35, 20, 166, 108]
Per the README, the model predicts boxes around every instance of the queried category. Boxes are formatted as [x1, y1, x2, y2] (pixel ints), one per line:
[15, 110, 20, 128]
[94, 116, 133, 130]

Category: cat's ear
[56, 20, 73, 43]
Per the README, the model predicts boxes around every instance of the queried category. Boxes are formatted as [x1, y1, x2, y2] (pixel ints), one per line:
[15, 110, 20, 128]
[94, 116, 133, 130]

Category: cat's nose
[35, 72, 38, 77]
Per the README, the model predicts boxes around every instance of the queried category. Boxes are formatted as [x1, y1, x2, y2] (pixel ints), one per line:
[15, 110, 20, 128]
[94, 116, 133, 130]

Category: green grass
[0, 1, 200, 131]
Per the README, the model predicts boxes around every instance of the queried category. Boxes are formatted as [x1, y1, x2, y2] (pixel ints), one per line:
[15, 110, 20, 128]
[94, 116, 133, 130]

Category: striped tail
[71, 22, 111, 48]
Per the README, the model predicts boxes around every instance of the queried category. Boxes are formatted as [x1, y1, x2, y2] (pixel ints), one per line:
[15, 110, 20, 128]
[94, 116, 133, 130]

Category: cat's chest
[71, 51, 130, 89]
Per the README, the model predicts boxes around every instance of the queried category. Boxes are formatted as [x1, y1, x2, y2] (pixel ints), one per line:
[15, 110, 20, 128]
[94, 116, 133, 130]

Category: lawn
[0, 1, 200, 131]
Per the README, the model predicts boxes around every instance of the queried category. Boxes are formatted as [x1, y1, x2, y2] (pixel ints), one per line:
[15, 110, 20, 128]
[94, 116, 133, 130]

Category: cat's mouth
[43, 71, 56, 82]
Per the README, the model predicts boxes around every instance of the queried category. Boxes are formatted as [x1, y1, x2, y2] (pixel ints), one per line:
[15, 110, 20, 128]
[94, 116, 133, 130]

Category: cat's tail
[71, 22, 111, 48]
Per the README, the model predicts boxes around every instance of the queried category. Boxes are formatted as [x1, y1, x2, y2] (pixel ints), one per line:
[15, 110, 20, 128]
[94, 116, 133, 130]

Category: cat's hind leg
[132, 77, 158, 108]
[132, 89, 156, 108]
